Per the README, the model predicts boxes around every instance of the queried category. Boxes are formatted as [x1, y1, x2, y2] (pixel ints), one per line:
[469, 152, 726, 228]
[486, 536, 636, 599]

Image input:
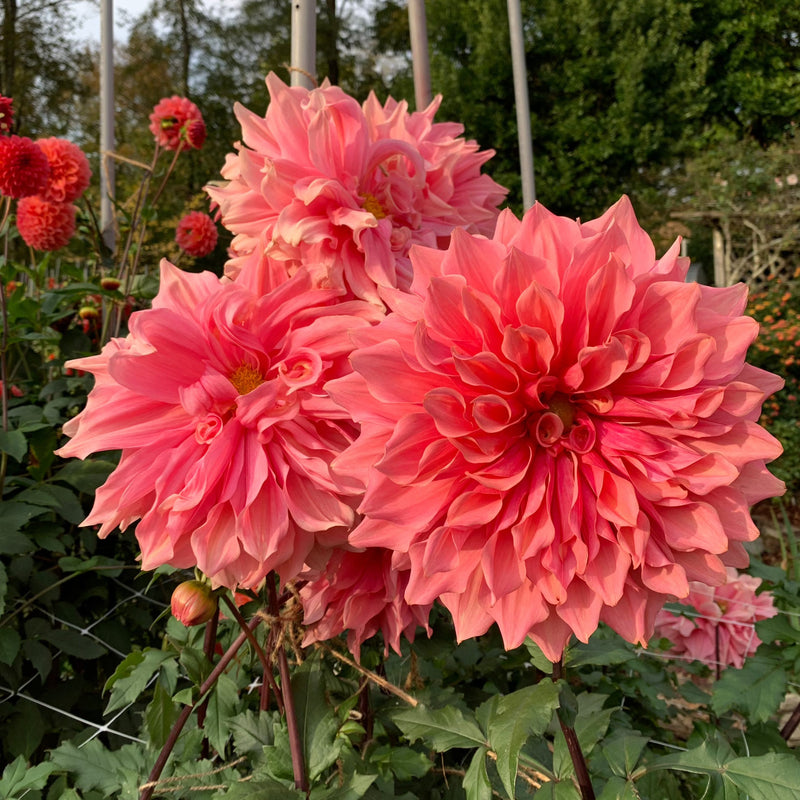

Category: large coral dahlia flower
[57, 262, 382, 589]
[206, 72, 506, 306]
[327, 196, 784, 662]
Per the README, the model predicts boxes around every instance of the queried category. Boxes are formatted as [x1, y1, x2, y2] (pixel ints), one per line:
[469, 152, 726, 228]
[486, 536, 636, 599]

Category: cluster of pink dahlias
[654, 568, 777, 669]
[149, 96, 206, 151]
[58, 73, 785, 662]
[0, 110, 91, 252]
[175, 210, 218, 257]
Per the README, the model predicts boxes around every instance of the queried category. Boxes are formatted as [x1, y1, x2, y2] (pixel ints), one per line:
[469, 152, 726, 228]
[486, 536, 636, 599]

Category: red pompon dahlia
[0, 135, 50, 198]
[16, 196, 76, 251]
[183, 118, 207, 150]
[149, 96, 204, 151]
[36, 137, 92, 203]
[206, 72, 507, 306]
[175, 210, 218, 257]
[0, 95, 13, 134]
[301, 548, 432, 658]
[654, 568, 777, 669]
[326, 196, 785, 662]
[56, 261, 383, 590]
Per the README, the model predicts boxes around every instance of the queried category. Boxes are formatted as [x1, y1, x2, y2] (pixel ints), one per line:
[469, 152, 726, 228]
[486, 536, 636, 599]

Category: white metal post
[507, 0, 535, 207]
[100, 0, 115, 252]
[408, 0, 432, 110]
[291, 0, 317, 88]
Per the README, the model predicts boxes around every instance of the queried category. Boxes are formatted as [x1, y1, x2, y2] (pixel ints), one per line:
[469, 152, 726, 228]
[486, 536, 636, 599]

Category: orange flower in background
[149, 96, 205, 151]
[16, 196, 76, 251]
[175, 210, 218, 257]
[0, 95, 13, 134]
[0, 135, 50, 198]
[36, 137, 92, 203]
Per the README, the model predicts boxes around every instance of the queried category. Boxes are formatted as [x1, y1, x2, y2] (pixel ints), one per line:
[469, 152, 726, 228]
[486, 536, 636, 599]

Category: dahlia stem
[139, 614, 261, 800]
[220, 593, 283, 713]
[552, 658, 595, 800]
[196, 606, 219, 758]
[781, 700, 800, 741]
[267, 576, 308, 793]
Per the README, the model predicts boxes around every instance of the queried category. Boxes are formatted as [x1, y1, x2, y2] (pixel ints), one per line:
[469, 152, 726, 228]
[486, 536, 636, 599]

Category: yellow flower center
[362, 193, 387, 220]
[229, 363, 264, 395]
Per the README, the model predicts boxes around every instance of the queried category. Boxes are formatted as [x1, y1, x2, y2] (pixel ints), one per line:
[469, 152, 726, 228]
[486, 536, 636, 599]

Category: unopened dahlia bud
[171, 579, 218, 626]
[100, 277, 121, 291]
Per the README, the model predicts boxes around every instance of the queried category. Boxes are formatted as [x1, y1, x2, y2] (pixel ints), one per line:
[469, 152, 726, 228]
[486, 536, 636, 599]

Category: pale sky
[72, 0, 167, 42]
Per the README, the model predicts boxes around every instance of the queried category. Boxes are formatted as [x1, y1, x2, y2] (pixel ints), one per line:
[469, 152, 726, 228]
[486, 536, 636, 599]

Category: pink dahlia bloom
[36, 137, 92, 203]
[654, 567, 777, 669]
[56, 261, 382, 589]
[206, 72, 507, 305]
[300, 548, 433, 658]
[16, 196, 76, 251]
[327, 196, 784, 662]
[149, 96, 204, 151]
[0, 135, 50, 198]
[0, 95, 13, 134]
[175, 210, 218, 257]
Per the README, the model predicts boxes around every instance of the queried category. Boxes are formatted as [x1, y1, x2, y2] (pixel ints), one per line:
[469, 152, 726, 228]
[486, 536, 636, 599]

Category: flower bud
[100, 277, 121, 291]
[78, 305, 99, 320]
[170, 579, 218, 626]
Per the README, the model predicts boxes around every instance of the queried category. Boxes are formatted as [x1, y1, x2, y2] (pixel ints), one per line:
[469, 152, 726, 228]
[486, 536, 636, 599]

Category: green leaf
[392, 705, 487, 752]
[0, 559, 7, 617]
[0, 502, 47, 542]
[145, 680, 179, 749]
[309, 773, 377, 799]
[222, 776, 303, 799]
[463, 747, 492, 800]
[567, 636, 636, 668]
[711, 658, 787, 723]
[55, 458, 117, 493]
[0, 756, 55, 797]
[42, 628, 107, 659]
[48, 739, 143, 795]
[0, 429, 27, 462]
[103, 648, 175, 714]
[204, 671, 240, 755]
[600, 733, 649, 778]
[23, 638, 53, 682]
[291, 652, 344, 781]
[597, 776, 639, 800]
[0, 628, 21, 666]
[486, 680, 560, 798]
[14, 484, 85, 524]
[553, 692, 614, 780]
[725, 753, 800, 800]
[229, 709, 277, 756]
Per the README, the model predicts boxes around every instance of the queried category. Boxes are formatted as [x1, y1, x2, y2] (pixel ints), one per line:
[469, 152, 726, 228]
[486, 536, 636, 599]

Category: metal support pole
[507, 0, 535, 207]
[408, 0, 432, 110]
[100, 0, 115, 253]
[290, 0, 316, 88]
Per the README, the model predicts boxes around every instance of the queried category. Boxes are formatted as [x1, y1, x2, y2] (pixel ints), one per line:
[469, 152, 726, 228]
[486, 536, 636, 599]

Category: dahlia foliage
[58, 74, 784, 664]
[654, 567, 777, 669]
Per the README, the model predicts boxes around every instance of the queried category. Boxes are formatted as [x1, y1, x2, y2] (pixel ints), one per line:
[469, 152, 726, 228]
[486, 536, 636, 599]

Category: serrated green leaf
[229, 709, 277, 756]
[597, 776, 639, 800]
[0, 755, 55, 797]
[309, 772, 377, 799]
[0, 628, 21, 665]
[221, 776, 303, 799]
[145, 680, 179, 749]
[385, 747, 432, 781]
[103, 648, 174, 714]
[0, 429, 27, 462]
[48, 740, 131, 794]
[711, 657, 787, 723]
[725, 753, 800, 799]
[14, 484, 85, 524]
[23, 638, 52, 682]
[203, 671, 240, 755]
[553, 692, 614, 780]
[463, 747, 492, 800]
[392, 705, 486, 751]
[600, 733, 649, 778]
[486, 681, 560, 798]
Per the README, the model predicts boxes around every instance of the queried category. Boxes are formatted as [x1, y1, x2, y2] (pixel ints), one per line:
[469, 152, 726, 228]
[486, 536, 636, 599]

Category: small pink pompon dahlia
[654, 567, 777, 669]
[56, 261, 382, 589]
[175, 210, 218, 257]
[327, 196, 785, 662]
[16, 196, 76, 251]
[36, 137, 92, 204]
[149, 96, 205, 151]
[0, 135, 50, 198]
[0, 95, 13, 134]
[206, 72, 507, 305]
[301, 548, 432, 658]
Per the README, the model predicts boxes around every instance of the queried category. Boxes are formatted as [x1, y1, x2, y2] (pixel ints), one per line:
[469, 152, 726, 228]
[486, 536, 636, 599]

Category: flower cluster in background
[149, 95, 206, 151]
[654, 567, 777, 669]
[56, 73, 785, 666]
